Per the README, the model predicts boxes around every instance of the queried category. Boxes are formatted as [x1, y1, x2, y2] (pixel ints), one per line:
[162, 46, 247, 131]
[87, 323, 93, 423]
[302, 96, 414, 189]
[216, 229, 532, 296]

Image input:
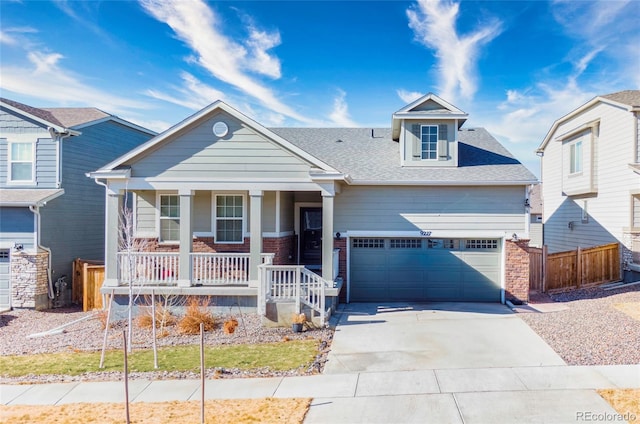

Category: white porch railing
[191, 253, 274, 285]
[258, 264, 329, 325]
[117, 252, 180, 285]
[117, 252, 275, 286]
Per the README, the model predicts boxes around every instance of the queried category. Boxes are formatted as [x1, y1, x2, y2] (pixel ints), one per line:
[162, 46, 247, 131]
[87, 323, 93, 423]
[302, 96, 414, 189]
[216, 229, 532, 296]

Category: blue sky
[1, 0, 639, 177]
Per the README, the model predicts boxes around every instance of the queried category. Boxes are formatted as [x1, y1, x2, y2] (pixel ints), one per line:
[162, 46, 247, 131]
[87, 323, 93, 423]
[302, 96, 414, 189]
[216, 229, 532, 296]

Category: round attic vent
[212, 121, 229, 137]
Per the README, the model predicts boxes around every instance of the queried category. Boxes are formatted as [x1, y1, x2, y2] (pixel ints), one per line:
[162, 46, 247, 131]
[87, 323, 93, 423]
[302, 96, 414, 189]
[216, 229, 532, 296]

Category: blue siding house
[0, 98, 155, 310]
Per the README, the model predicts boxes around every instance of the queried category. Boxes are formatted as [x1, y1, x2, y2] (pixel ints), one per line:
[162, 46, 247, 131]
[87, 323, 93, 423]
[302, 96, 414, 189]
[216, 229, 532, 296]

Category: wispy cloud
[1, 50, 152, 120]
[53, 0, 114, 44]
[476, 0, 638, 177]
[397, 89, 423, 104]
[328, 89, 357, 127]
[139, 0, 315, 124]
[145, 72, 227, 110]
[407, 0, 502, 103]
[551, 0, 640, 88]
[0, 26, 38, 46]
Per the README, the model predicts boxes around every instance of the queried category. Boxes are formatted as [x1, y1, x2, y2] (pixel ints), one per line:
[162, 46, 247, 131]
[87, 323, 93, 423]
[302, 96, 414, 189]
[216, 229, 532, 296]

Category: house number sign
[419, 230, 432, 236]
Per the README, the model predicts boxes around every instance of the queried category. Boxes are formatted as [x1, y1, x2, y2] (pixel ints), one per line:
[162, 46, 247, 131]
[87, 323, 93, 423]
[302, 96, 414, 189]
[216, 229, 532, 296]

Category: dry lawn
[1, 398, 310, 424]
[613, 302, 640, 321]
[598, 389, 639, 422]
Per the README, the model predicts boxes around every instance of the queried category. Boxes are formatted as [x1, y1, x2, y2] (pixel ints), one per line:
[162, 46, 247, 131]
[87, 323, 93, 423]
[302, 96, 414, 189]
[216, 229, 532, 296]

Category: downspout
[29, 205, 55, 300]
[48, 127, 71, 188]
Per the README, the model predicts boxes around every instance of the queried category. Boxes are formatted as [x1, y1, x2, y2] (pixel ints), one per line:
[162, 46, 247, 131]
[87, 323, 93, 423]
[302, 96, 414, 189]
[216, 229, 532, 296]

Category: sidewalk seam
[452, 392, 466, 424]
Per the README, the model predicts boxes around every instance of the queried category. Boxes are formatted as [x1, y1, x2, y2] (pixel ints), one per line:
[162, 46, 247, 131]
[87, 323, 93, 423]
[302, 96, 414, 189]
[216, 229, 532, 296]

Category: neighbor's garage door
[0, 250, 10, 310]
[350, 238, 501, 302]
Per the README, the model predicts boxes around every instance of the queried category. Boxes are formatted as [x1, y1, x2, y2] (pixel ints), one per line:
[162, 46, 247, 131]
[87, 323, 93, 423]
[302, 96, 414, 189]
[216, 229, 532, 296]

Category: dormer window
[393, 93, 467, 167]
[421, 125, 438, 160]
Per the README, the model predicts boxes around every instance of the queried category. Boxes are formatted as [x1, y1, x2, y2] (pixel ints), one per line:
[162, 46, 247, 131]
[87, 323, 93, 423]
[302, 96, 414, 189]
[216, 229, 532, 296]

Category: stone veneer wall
[504, 239, 530, 303]
[11, 249, 50, 310]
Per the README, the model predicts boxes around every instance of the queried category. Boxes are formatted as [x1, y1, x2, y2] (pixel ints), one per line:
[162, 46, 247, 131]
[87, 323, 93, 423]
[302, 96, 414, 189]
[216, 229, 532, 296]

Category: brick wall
[263, 235, 296, 265]
[334, 237, 347, 302]
[333, 237, 347, 280]
[504, 239, 530, 303]
[134, 236, 295, 265]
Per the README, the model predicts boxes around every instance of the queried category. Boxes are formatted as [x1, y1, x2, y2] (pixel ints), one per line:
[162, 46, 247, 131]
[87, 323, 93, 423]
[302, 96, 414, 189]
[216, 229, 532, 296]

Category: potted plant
[291, 313, 306, 333]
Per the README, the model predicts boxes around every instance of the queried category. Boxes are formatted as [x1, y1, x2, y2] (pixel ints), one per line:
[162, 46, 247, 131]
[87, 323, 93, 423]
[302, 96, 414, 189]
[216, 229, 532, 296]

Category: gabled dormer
[392, 93, 468, 167]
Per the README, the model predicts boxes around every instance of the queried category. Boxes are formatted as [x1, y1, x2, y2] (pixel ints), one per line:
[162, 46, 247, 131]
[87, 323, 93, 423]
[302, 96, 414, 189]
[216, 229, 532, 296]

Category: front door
[300, 207, 322, 267]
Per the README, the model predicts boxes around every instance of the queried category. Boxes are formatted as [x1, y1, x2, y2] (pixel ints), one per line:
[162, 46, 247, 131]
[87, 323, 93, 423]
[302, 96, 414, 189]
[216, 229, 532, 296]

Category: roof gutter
[347, 179, 539, 186]
[0, 189, 65, 207]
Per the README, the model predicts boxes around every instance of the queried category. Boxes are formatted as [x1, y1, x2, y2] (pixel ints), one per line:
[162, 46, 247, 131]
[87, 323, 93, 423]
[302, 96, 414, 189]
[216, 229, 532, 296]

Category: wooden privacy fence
[529, 243, 621, 293]
[72, 258, 105, 311]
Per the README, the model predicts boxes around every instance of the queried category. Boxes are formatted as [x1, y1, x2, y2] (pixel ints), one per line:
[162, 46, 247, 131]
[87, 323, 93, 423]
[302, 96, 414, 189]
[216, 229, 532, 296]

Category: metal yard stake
[123, 330, 130, 424]
[200, 322, 205, 424]
[99, 290, 115, 368]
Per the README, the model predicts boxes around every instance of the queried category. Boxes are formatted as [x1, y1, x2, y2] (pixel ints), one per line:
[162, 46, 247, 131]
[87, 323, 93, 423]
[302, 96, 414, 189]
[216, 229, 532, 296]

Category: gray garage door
[0, 250, 10, 310]
[350, 238, 501, 302]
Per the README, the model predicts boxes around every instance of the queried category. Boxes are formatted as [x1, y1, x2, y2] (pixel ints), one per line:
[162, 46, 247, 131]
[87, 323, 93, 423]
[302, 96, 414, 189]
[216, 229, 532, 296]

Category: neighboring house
[536, 90, 640, 280]
[90, 93, 537, 323]
[528, 184, 543, 247]
[0, 98, 155, 310]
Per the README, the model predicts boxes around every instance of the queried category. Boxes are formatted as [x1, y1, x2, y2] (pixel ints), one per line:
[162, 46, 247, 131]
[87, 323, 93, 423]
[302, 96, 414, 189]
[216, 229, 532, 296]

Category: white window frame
[157, 193, 180, 243]
[8, 141, 36, 184]
[214, 193, 246, 244]
[420, 125, 438, 160]
[569, 140, 583, 174]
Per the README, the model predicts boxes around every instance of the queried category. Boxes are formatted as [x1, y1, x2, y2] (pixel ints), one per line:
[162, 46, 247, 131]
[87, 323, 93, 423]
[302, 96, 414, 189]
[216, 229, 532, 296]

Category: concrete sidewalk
[3, 364, 639, 423]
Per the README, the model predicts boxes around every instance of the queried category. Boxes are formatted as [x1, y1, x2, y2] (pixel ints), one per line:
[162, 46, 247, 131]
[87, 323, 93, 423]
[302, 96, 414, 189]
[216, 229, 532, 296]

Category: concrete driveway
[324, 302, 565, 374]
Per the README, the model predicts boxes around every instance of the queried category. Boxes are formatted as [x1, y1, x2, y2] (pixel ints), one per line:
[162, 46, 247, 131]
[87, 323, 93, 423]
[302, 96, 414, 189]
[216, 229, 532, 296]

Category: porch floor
[100, 285, 258, 297]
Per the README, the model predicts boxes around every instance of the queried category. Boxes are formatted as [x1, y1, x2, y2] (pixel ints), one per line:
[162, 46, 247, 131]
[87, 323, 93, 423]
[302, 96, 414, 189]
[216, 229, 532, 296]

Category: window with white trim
[390, 239, 422, 249]
[159, 194, 180, 242]
[421, 125, 438, 160]
[427, 239, 455, 249]
[215, 195, 244, 243]
[352, 238, 385, 248]
[9, 142, 35, 182]
[465, 239, 498, 249]
[570, 140, 583, 174]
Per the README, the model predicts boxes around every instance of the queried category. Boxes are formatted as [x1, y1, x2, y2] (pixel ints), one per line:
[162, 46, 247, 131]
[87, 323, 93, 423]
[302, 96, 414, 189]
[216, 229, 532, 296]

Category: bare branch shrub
[136, 296, 177, 329]
[178, 296, 215, 334]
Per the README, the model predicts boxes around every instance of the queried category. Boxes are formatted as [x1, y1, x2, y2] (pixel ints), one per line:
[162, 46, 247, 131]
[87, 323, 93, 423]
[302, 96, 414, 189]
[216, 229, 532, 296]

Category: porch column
[322, 193, 335, 281]
[104, 189, 121, 287]
[177, 190, 193, 287]
[249, 190, 263, 285]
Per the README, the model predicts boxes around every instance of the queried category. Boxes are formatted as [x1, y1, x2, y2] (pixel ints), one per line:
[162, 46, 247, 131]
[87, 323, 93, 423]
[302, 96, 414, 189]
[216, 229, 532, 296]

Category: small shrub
[96, 310, 110, 330]
[292, 313, 306, 324]
[136, 301, 177, 329]
[223, 318, 239, 334]
[178, 297, 215, 334]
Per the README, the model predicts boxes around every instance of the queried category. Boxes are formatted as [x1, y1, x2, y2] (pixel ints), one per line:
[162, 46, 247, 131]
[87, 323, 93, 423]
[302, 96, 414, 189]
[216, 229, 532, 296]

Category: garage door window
[352, 238, 384, 248]
[465, 239, 498, 249]
[427, 239, 456, 249]
[390, 239, 422, 249]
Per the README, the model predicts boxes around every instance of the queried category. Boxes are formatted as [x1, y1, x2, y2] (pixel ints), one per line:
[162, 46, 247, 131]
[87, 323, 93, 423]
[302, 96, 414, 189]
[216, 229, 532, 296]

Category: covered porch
[101, 184, 344, 326]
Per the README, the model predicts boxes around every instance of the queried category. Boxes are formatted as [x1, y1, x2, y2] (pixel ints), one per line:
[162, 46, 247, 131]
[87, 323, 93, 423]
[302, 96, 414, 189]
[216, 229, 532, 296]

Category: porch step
[261, 301, 327, 328]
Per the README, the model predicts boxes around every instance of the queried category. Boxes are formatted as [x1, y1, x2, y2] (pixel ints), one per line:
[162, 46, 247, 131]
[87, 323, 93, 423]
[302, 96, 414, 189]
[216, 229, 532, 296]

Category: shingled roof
[1, 97, 111, 129]
[600, 90, 640, 108]
[270, 127, 537, 184]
